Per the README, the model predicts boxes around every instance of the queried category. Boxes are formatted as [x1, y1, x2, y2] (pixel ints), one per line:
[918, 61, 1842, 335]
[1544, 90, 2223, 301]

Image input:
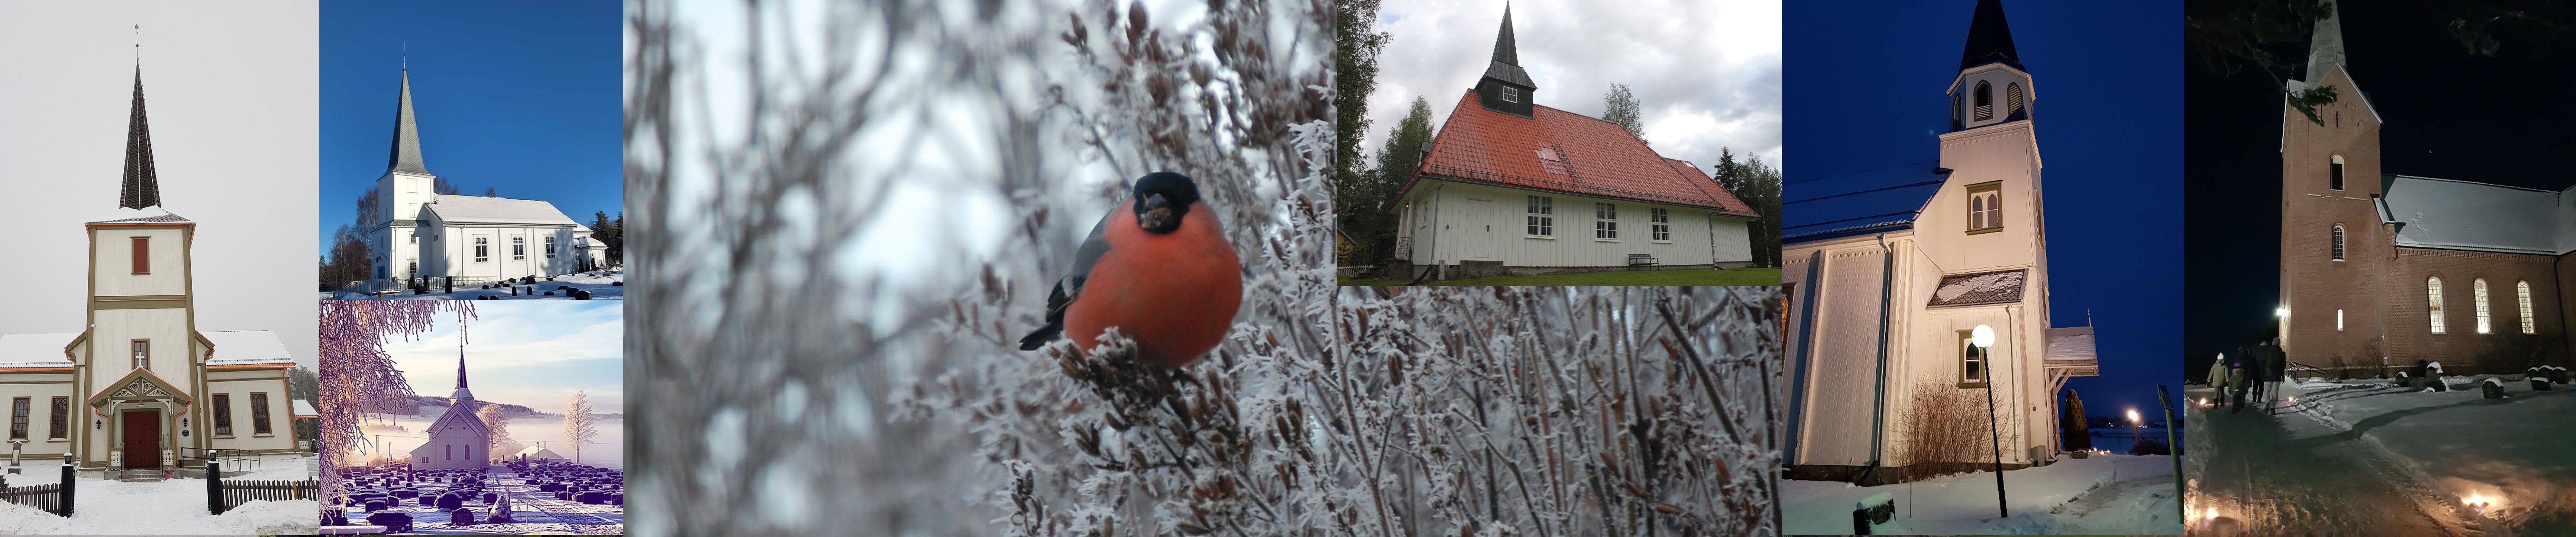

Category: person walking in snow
[2209, 353, 2231, 402]
[2229, 354, 2252, 414]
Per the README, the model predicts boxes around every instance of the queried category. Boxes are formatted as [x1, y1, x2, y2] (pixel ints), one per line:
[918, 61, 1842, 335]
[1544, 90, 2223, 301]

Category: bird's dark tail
[1018, 322, 1063, 350]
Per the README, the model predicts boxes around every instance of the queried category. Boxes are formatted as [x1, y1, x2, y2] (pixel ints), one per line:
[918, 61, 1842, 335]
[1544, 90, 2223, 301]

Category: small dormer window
[1502, 87, 1518, 103]
[1973, 81, 1994, 121]
[2005, 82, 2023, 116]
[2330, 155, 2345, 190]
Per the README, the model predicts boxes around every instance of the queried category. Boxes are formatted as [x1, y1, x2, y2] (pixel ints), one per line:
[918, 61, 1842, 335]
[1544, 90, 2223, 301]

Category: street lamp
[2276, 306, 2290, 318]
[1971, 324, 2006, 518]
[2127, 408, 2142, 451]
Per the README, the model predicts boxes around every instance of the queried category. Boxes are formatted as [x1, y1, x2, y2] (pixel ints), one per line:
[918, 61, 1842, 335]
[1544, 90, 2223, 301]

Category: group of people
[2207, 338, 2288, 414]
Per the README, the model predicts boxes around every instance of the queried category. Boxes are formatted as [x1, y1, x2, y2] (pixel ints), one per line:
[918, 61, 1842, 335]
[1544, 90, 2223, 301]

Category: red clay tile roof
[1397, 90, 1760, 218]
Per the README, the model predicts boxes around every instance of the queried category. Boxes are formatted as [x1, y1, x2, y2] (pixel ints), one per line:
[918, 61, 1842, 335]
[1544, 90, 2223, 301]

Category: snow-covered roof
[1927, 269, 2027, 308]
[2381, 175, 2570, 255]
[425, 195, 587, 227]
[89, 206, 191, 224]
[0, 333, 77, 368]
[291, 399, 319, 418]
[2045, 327, 2096, 362]
[204, 331, 295, 365]
[1784, 160, 1947, 243]
[512, 446, 565, 459]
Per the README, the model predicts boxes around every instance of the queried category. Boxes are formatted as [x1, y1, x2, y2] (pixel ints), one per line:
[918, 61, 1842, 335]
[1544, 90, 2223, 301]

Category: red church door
[122, 410, 160, 468]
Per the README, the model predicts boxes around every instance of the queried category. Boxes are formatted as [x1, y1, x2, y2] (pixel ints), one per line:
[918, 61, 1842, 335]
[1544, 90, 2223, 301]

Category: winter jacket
[2229, 366, 2250, 389]
[2209, 361, 2230, 388]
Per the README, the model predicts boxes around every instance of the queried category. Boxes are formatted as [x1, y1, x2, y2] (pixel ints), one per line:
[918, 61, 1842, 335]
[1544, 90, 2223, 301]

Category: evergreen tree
[1602, 82, 1647, 146]
[564, 390, 598, 464]
[1344, 96, 1436, 266]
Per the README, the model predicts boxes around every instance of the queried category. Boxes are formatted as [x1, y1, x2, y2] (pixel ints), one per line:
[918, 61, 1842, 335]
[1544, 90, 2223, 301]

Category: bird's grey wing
[1049, 210, 1115, 322]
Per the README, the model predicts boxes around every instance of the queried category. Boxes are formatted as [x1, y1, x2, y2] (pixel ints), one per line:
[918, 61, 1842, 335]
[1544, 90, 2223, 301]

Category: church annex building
[0, 66, 306, 479]
[1386, 6, 1764, 280]
[1780, 0, 2098, 484]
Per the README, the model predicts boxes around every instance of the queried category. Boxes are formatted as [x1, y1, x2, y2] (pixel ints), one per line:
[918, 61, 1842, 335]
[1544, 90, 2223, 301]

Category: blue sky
[1786, 0, 2182, 421]
[315, 1, 622, 251]
[384, 302, 623, 415]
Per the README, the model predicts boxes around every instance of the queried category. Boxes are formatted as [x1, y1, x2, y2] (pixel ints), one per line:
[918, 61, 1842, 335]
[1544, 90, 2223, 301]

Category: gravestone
[450, 508, 475, 526]
[366, 512, 414, 533]
[437, 493, 464, 510]
[365, 500, 387, 512]
[2482, 379, 2506, 399]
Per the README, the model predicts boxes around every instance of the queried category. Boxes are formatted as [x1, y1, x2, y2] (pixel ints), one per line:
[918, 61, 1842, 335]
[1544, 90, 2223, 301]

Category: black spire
[387, 68, 430, 175]
[1957, 0, 2025, 72]
[1475, 3, 1537, 118]
[456, 348, 469, 389]
[119, 66, 161, 210]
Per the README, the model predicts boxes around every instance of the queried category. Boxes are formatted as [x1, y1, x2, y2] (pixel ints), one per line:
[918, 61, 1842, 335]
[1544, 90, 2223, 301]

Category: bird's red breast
[1064, 198, 1243, 368]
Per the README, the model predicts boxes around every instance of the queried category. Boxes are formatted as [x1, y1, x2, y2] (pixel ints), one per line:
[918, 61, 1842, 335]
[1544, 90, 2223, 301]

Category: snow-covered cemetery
[2190, 363, 2575, 535]
[327, 269, 625, 302]
[320, 302, 622, 535]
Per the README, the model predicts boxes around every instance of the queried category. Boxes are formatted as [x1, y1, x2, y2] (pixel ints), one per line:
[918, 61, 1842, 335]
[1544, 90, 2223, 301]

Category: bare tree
[564, 390, 597, 464]
[478, 403, 517, 464]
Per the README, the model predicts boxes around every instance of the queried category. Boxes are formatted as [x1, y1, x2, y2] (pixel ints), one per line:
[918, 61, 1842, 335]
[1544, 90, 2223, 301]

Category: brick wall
[2379, 247, 2567, 373]
[2278, 65, 2388, 372]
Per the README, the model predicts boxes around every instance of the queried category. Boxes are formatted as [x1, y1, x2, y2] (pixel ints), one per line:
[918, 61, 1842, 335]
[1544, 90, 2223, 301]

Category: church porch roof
[87, 366, 194, 407]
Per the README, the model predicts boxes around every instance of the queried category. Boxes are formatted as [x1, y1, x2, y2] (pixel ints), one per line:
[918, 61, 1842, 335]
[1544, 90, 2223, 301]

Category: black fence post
[206, 461, 223, 515]
[57, 461, 71, 517]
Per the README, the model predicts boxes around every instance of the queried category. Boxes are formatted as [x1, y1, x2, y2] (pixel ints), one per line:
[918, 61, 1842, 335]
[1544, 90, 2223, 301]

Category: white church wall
[0, 380, 79, 457]
[1924, 121, 2044, 275]
[88, 308, 193, 390]
[1789, 241, 1896, 466]
[204, 376, 294, 453]
[1418, 181, 1722, 268]
[1709, 216, 1753, 263]
[91, 227, 189, 297]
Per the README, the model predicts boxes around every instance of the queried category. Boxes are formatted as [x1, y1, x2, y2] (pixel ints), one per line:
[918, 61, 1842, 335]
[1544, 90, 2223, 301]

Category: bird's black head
[1132, 172, 1203, 235]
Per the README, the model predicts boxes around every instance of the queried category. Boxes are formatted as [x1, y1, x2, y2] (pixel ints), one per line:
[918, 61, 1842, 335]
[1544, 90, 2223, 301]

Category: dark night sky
[1786, 1, 2183, 421]
[2183, 0, 2576, 376]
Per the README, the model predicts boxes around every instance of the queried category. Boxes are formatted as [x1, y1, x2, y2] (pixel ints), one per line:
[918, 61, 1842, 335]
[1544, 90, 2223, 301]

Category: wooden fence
[211, 472, 317, 515]
[0, 482, 63, 515]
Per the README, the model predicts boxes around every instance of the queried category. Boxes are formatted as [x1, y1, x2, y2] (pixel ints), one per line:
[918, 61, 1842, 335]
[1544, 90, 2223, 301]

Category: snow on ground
[333, 270, 626, 301]
[2085, 426, 2180, 455]
[0, 502, 66, 534]
[332, 468, 623, 535]
[1783, 454, 2184, 534]
[2267, 375, 2576, 534]
[213, 499, 321, 534]
[0, 454, 316, 534]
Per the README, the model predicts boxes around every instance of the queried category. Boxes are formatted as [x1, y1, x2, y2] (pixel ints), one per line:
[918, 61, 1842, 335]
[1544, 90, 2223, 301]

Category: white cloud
[383, 302, 623, 414]
[1359, 0, 1781, 174]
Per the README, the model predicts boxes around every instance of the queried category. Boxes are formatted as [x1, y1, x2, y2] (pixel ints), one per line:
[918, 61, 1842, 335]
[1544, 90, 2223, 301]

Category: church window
[1951, 92, 1962, 123]
[130, 237, 149, 274]
[2330, 155, 2345, 191]
[513, 237, 527, 260]
[1957, 330, 1986, 388]
[1502, 87, 1518, 103]
[1966, 183, 2003, 232]
[2474, 279, 2492, 334]
[8, 398, 25, 440]
[446, 444, 453, 461]
[1594, 203, 1618, 239]
[2331, 225, 2345, 261]
[131, 340, 148, 370]
[474, 237, 490, 263]
[2336, 309, 2344, 331]
[407, 261, 418, 279]
[47, 397, 66, 440]
[2427, 277, 2446, 334]
[2519, 281, 2537, 334]
[212, 394, 232, 436]
[546, 236, 558, 258]
[1525, 196, 1553, 236]
[2005, 82, 2023, 116]
[1973, 81, 1994, 121]
[409, 232, 417, 245]
[1650, 208, 1671, 241]
[250, 393, 272, 435]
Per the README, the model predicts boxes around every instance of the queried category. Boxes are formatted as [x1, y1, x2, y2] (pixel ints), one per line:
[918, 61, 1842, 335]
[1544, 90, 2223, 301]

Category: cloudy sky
[1359, 0, 1781, 175]
[0, 1, 317, 371]
[385, 302, 623, 416]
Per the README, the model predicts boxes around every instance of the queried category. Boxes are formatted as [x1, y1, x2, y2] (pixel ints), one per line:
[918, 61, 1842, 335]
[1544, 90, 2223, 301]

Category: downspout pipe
[1865, 233, 1895, 482]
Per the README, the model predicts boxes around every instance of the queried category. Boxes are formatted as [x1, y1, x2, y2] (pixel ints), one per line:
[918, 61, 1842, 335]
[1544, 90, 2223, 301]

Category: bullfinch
[1018, 172, 1243, 368]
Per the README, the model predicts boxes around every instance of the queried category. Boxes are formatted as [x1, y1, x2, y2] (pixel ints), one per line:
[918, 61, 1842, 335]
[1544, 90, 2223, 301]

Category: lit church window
[2428, 277, 2446, 334]
[2474, 279, 2491, 334]
[2519, 281, 2536, 334]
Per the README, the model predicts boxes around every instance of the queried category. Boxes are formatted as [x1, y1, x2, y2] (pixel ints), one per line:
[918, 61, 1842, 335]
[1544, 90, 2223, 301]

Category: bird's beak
[1139, 193, 1174, 230]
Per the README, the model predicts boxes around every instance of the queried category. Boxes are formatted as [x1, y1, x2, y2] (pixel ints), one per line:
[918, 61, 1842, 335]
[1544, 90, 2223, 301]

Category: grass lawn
[1339, 267, 1780, 286]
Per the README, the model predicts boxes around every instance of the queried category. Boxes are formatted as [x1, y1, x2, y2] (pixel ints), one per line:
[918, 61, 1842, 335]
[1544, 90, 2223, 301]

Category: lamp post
[1973, 324, 2006, 518]
[2127, 408, 2142, 452]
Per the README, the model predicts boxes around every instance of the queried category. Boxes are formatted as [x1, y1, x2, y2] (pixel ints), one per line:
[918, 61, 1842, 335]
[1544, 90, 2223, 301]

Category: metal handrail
[179, 447, 259, 474]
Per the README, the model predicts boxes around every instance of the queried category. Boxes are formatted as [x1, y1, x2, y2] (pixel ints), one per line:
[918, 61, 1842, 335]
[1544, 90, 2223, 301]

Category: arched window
[446, 444, 454, 461]
[2474, 279, 2492, 334]
[2519, 281, 2537, 334]
[1952, 92, 1963, 123]
[2006, 82, 2024, 116]
[2336, 309, 2345, 331]
[2428, 277, 2446, 334]
[1973, 81, 1994, 120]
[2330, 155, 2346, 191]
[2331, 225, 2345, 261]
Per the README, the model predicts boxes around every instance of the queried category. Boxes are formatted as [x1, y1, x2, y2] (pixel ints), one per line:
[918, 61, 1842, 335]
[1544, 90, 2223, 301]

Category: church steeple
[450, 347, 474, 400]
[1474, 4, 1537, 118]
[2304, 2, 2346, 83]
[387, 67, 430, 176]
[1956, 0, 2023, 72]
[120, 66, 162, 210]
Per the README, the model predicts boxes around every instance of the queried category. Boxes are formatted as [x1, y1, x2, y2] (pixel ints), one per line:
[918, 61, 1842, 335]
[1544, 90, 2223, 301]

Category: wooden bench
[1627, 254, 1659, 266]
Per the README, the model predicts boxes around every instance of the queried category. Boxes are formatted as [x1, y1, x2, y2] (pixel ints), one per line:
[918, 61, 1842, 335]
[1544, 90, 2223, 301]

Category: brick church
[2277, 5, 2574, 375]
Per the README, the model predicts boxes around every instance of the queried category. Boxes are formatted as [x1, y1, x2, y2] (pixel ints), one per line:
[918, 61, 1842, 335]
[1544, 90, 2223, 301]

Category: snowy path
[2282, 378, 2576, 534]
[2185, 386, 2470, 536]
[1783, 454, 2183, 534]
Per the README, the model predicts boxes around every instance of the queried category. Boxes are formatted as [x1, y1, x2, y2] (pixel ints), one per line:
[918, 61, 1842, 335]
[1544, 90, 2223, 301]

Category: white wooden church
[1778, 0, 2098, 485]
[408, 354, 490, 471]
[0, 66, 305, 479]
[367, 67, 608, 287]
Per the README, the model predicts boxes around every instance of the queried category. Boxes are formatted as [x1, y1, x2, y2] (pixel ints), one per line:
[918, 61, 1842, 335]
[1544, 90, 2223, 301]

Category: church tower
[85, 65, 208, 471]
[374, 67, 440, 282]
[1474, 4, 1536, 119]
[1948, 0, 2031, 132]
[2277, 3, 2386, 365]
